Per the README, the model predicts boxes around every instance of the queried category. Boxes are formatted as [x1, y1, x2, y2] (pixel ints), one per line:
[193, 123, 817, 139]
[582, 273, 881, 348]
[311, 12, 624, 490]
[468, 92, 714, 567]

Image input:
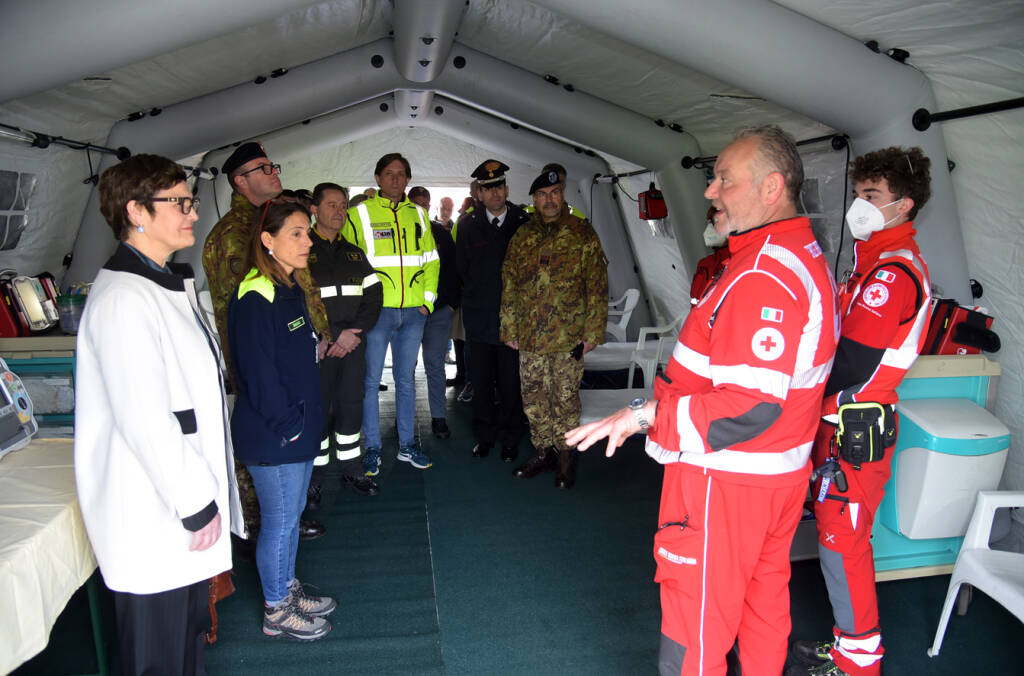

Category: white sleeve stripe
[791, 361, 832, 389]
[340, 285, 363, 296]
[710, 363, 791, 399]
[363, 273, 380, 287]
[672, 342, 710, 377]
[319, 286, 337, 299]
[675, 395, 706, 453]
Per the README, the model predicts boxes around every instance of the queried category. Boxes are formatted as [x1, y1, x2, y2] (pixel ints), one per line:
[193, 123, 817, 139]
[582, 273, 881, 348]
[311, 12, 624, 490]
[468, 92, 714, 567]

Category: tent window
[0, 170, 37, 250]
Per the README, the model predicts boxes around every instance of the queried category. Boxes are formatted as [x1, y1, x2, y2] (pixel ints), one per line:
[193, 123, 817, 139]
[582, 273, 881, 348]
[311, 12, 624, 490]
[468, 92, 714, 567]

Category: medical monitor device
[0, 357, 38, 460]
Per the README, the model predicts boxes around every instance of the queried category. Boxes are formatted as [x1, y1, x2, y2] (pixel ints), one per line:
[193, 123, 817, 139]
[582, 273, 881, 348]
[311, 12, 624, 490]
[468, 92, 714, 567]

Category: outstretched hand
[565, 407, 642, 457]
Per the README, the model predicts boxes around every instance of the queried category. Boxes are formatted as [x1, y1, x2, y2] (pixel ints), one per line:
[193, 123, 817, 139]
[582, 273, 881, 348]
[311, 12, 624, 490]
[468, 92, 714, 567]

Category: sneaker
[288, 579, 337, 617]
[791, 639, 833, 666]
[262, 597, 331, 641]
[457, 383, 474, 402]
[397, 443, 432, 469]
[784, 660, 849, 676]
[363, 447, 381, 477]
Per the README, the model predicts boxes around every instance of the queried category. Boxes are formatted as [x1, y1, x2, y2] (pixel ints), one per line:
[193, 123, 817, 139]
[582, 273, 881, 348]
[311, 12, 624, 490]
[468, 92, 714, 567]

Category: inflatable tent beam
[392, 0, 466, 83]
[65, 37, 709, 290]
[179, 93, 652, 330]
[0, 0, 323, 103]
[534, 0, 972, 301]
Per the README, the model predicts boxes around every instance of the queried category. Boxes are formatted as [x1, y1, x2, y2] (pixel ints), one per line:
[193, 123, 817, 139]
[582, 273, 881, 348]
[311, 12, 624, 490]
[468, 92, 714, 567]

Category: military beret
[471, 159, 509, 187]
[529, 169, 561, 195]
[222, 142, 268, 175]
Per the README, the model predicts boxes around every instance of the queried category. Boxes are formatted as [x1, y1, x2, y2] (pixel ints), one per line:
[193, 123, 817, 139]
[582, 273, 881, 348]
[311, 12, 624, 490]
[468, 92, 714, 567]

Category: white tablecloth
[0, 438, 96, 674]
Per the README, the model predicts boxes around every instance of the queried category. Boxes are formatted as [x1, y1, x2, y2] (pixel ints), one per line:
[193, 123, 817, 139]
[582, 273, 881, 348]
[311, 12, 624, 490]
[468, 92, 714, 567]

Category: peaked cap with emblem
[471, 159, 509, 187]
[222, 141, 268, 175]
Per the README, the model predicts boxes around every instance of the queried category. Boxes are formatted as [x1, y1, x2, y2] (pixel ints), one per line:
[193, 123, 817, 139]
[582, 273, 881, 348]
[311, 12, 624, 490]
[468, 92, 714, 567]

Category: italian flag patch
[761, 307, 784, 323]
[875, 269, 896, 283]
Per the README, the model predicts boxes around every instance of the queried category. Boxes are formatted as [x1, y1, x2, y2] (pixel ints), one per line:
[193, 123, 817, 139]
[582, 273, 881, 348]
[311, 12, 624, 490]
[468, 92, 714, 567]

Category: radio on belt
[0, 357, 38, 461]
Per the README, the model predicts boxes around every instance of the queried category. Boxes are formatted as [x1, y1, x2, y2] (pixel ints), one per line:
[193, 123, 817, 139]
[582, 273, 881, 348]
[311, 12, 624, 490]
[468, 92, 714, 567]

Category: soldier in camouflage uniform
[500, 169, 608, 489]
[202, 142, 331, 540]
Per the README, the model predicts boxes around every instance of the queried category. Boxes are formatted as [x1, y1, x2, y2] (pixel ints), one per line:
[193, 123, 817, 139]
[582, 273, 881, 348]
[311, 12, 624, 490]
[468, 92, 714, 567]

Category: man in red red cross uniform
[568, 125, 839, 676]
[788, 147, 933, 676]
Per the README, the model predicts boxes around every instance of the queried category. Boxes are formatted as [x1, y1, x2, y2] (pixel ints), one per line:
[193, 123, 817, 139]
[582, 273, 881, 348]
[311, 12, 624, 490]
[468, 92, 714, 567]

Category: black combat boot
[554, 447, 577, 490]
[513, 446, 557, 478]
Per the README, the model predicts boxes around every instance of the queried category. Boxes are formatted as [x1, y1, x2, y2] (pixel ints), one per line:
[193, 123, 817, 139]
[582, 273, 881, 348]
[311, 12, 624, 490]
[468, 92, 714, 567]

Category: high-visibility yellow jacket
[344, 194, 440, 311]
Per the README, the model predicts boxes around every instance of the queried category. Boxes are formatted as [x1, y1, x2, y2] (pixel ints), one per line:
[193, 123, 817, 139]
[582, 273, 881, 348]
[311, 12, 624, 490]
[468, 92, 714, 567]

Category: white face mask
[703, 222, 728, 248]
[845, 197, 902, 240]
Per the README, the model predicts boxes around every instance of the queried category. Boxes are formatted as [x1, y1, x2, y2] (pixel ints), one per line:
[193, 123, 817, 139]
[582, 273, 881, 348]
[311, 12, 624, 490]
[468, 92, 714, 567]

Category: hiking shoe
[288, 579, 336, 617]
[457, 383, 474, 402]
[791, 639, 833, 666]
[363, 447, 381, 476]
[397, 444, 432, 469]
[262, 598, 331, 641]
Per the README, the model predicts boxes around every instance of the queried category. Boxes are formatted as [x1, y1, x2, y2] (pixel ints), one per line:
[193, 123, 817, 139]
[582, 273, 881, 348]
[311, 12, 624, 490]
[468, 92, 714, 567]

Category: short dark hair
[249, 200, 311, 287]
[99, 154, 187, 241]
[408, 186, 430, 201]
[734, 125, 804, 204]
[312, 182, 347, 205]
[374, 153, 412, 179]
[849, 146, 931, 220]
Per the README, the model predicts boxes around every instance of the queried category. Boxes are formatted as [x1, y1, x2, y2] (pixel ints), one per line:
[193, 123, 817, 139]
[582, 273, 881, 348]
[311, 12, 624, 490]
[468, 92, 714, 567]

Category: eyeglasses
[238, 163, 281, 178]
[149, 196, 200, 214]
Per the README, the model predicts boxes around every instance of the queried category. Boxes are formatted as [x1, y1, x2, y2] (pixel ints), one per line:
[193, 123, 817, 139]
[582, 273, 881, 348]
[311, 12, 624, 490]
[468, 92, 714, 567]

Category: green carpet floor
[13, 364, 1020, 674]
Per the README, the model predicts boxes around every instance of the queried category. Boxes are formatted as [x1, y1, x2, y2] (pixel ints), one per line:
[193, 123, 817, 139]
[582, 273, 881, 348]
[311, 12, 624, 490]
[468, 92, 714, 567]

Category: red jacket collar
[727, 216, 811, 255]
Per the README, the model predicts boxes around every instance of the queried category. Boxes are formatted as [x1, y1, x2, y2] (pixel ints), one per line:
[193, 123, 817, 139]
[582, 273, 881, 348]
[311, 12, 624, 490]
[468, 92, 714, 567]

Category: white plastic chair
[927, 490, 1024, 657]
[626, 313, 685, 388]
[605, 288, 640, 342]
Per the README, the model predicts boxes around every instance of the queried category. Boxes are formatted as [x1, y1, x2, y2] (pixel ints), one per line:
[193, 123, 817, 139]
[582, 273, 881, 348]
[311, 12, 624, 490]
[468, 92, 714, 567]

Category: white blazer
[74, 246, 242, 593]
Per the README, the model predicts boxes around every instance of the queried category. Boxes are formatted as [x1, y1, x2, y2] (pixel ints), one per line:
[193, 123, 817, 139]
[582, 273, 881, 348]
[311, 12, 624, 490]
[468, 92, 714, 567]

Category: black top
[431, 219, 459, 311]
[455, 202, 528, 343]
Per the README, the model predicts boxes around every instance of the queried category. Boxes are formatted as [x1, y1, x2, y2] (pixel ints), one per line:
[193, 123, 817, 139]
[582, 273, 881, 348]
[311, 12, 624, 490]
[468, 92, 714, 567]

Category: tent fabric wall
[0, 0, 1018, 492]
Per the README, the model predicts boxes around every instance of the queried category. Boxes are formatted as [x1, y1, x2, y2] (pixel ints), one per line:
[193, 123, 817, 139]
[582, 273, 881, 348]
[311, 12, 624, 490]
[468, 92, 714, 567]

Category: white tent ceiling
[0, 0, 1021, 490]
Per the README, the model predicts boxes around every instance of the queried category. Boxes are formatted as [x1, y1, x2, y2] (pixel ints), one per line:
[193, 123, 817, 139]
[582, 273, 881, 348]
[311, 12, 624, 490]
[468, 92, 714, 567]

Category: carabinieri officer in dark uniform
[455, 160, 530, 462]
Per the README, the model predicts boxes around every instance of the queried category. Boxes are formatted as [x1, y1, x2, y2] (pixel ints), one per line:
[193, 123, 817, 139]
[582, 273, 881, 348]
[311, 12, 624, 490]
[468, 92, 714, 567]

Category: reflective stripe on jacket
[344, 194, 440, 311]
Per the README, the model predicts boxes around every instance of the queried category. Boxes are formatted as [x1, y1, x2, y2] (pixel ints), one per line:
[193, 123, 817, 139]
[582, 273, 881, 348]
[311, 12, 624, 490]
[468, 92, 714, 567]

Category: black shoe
[500, 445, 518, 463]
[514, 446, 557, 478]
[790, 639, 833, 666]
[305, 482, 323, 511]
[472, 442, 491, 458]
[341, 473, 380, 497]
[299, 519, 327, 540]
[432, 417, 451, 439]
[555, 448, 576, 489]
[446, 377, 464, 388]
[379, 383, 388, 391]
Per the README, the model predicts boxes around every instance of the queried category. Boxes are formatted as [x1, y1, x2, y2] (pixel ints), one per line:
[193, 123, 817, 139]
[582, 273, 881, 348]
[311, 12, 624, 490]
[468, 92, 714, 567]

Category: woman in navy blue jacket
[228, 200, 334, 641]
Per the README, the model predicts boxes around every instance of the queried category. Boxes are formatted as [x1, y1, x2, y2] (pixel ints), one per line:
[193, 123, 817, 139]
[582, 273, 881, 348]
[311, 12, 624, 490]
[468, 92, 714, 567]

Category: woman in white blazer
[75, 154, 241, 676]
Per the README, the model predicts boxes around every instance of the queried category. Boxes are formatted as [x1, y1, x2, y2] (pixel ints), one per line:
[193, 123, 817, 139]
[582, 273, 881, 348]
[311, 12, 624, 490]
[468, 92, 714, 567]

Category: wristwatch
[629, 397, 649, 431]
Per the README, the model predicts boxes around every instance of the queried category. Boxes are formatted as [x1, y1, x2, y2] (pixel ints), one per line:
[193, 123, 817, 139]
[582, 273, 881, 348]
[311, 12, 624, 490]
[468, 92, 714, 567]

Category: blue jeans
[363, 306, 427, 448]
[421, 304, 453, 418]
[247, 460, 313, 604]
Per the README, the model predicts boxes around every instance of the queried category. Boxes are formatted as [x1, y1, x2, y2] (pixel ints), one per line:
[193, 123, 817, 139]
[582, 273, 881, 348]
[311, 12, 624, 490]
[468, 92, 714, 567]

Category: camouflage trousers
[235, 460, 261, 534]
[519, 349, 584, 452]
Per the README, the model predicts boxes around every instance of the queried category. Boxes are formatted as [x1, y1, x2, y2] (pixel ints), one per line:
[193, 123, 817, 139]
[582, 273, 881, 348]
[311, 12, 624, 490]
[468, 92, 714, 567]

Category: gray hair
[734, 125, 804, 203]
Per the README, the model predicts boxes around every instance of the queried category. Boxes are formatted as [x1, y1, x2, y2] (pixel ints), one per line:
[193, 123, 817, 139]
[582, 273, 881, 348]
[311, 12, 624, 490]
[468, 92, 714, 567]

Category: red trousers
[655, 468, 806, 676]
[811, 420, 892, 675]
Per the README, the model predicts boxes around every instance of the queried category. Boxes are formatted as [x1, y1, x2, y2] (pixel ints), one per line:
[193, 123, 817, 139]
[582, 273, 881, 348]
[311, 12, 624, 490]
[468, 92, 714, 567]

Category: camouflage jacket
[499, 204, 608, 354]
[202, 192, 330, 385]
